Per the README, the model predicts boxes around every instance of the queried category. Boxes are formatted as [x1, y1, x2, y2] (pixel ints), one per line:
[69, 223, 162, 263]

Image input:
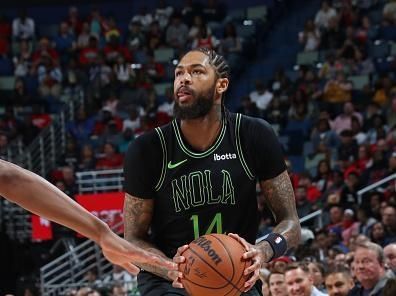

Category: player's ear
[216, 78, 229, 94]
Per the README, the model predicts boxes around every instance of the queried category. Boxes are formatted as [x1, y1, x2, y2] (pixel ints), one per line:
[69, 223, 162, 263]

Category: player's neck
[180, 105, 222, 152]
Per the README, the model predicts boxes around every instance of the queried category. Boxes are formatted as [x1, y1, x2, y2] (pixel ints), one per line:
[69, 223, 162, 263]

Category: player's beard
[173, 84, 216, 120]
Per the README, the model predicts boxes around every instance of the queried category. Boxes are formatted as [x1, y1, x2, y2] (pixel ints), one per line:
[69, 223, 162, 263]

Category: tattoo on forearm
[260, 171, 301, 249]
[124, 194, 172, 280]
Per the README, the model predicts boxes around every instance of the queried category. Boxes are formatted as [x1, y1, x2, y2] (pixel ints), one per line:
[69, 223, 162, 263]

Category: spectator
[356, 206, 377, 237]
[67, 6, 82, 35]
[322, 72, 352, 114]
[36, 55, 63, 98]
[13, 39, 32, 77]
[103, 264, 135, 292]
[268, 271, 288, 296]
[103, 36, 132, 64]
[118, 128, 134, 154]
[284, 262, 328, 296]
[146, 21, 164, 51]
[314, 159, 334, 193]
[307, 261, 326, 292]
[314, 0, 337, 30]
[324, 268, 354, 296]
[12, 8, 35, 40]
[79, 36, 100, 66]
[191, 23, 219, 50]
[126, 21, 145, 51]
[67, 108, 95, 143]
[61, 165, 77, 196]
[320, 17, 345, 51]
[96, 142, 123, 169]
[338, 129, 358, 163]
[219, 23, 242, 73]
[332, 102, 363, 135]
[89, 8, 104, 37]
[383, 205, 396, 242]
[188, 15, 210, 42]
[77, 144, 97, 171]
[53, 22, 76, 65]
[350, 241, 391, 296]
[351, 116, 367, 145]
[249, 80, 273, 115]
[32, 37, 59, 64]
[166, 13, 189, 51]
[130, 6, 153, 30]
[295, 185, 314, 218]
[109, 283, 127, 296]
[311, 117, 340, 152]
[154, 0, 174, 29]
[123, 106, 142, 133]
[384, 0, 396, 24]
[384, 243, 396, 274]
[366, 114, 389, 145]
[103, 16, 121, 43]
[370, 221, 388, 247]
[77, 22, 91, 49]
[299, 19, 321, 52]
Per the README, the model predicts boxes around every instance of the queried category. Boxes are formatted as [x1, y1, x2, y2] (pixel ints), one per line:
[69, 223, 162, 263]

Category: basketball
[179, 233, 252, 296]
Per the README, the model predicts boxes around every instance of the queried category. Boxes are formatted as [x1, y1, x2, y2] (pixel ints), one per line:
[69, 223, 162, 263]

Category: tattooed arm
[124, 193, 173, 280]
[257, 170, 301, 259]
[228, 170, 300, 291]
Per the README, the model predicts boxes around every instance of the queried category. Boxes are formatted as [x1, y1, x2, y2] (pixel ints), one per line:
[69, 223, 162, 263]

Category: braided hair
[190, 47, 230, 79]
[184, 48, 230, 117]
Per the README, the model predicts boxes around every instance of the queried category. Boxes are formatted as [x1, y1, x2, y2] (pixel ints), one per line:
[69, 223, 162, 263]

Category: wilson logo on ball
[193, 236, 223, 265]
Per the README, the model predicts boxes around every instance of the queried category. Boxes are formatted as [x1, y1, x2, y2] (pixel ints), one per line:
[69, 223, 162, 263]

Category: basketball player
[123, 48, 301, 295]
[0, 159, 176, 274]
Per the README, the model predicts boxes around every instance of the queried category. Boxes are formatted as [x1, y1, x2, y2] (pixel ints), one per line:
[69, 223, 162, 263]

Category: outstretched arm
[0, 159, 176, 274]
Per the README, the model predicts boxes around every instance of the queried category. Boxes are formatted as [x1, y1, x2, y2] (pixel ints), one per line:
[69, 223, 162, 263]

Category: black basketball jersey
[124, 112, 286, 258]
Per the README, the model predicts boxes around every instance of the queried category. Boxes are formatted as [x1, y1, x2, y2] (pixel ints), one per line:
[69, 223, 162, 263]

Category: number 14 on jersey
[190, 212, 224, 239]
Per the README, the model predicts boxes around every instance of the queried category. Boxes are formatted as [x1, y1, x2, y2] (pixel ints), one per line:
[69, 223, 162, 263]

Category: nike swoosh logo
[167, 159, 187, 169]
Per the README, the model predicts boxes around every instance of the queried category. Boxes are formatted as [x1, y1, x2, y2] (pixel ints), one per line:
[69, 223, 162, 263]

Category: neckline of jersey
[172, 118, 227, 158]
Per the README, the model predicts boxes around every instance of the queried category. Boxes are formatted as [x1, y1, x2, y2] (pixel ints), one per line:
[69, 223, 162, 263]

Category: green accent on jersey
[190, 212, 223, 240]
[235, 114, 255, 180]
[172, 119, 226, 158]
[167, 159, 188, 169]
[154, 128, 167, 191]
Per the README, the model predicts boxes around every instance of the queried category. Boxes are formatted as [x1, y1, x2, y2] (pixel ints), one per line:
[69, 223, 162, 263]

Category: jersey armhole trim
[235, 114, 255, 180]
[154, 127, 167, 191]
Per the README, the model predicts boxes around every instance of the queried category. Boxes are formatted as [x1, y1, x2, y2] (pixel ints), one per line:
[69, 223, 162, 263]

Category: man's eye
[175, 71, 183, 76]
[192, 70, 203, 75]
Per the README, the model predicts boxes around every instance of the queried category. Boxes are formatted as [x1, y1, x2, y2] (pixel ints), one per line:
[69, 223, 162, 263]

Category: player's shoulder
[132, 122, 172, 148]
[231, 112, 274, 133]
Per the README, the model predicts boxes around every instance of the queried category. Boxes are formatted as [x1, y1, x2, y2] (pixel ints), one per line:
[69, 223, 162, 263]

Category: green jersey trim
[235, 114, 255, 180]
[171, 119, 226, 158]
[154, 127, 167, 191]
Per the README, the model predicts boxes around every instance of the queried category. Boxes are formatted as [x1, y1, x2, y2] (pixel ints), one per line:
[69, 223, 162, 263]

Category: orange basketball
[179, 233, 252, 296]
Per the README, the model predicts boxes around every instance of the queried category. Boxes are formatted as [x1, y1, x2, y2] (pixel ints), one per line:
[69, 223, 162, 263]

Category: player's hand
[99, 227, 177, 275]
[228, 233, 263, 292]
[169, 244, 189, 288]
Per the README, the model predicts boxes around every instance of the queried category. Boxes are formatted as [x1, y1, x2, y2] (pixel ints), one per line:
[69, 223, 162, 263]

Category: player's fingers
[244, 257, 261, 275]
[121, 262, 140, 275]
[168, 270, 183, 281]
[173, 255, 185, 264]
[244, 269, 260, 291]
[176, 245, 189, 256]
[172, 278, 184, 289]
[242, 248, 258, 260]
[228, 233, 250, 251]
